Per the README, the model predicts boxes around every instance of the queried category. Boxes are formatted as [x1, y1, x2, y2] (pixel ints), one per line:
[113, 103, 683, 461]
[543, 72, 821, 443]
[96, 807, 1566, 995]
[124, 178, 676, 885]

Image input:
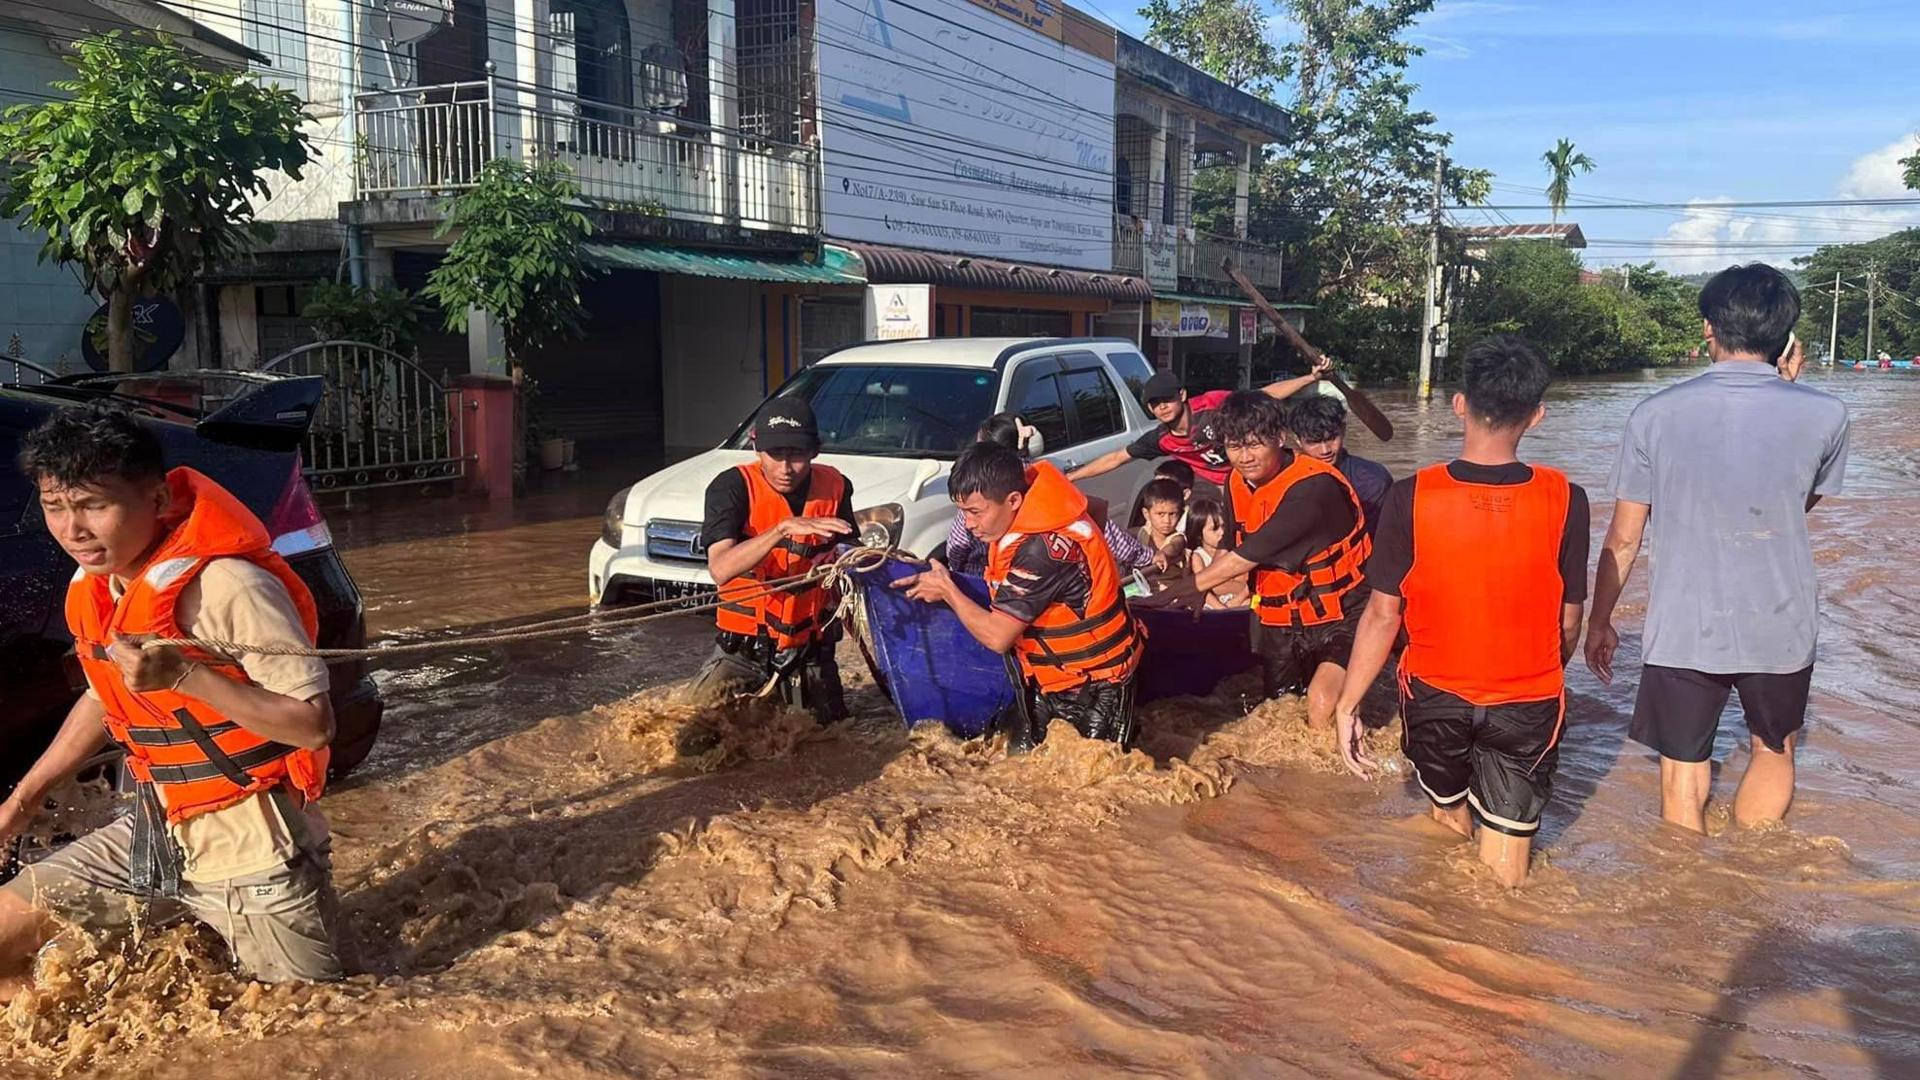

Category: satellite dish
[377, 0, 452, 46]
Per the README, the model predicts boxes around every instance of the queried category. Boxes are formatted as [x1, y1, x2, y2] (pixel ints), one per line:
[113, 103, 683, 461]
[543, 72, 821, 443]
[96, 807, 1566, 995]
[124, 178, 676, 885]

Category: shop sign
[1239, 308, 1258, 344]
[865, 284, 930, 341]
[1143, 222, 1178, 292]
[1150, 299, 1231, 339]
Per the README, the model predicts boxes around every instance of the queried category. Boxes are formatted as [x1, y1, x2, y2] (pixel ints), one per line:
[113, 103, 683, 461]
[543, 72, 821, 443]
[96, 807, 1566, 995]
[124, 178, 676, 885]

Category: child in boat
[1185, 497, 1245, 608]
[1135, 477, 1189, 580]
[941, 413, 1153, 574]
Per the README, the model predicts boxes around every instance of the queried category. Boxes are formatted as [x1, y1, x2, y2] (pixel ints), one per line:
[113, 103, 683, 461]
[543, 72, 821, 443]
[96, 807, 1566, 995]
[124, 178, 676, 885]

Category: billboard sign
[819, 0, 1115, 270]
[865, 284, 931, 341]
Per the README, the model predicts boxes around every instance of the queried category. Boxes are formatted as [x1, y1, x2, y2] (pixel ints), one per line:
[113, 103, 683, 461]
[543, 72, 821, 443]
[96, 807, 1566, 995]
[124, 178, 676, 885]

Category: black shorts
[1004, 665, 1139, 752]
[1256, 605, 1362, 698]
[1629, 664, 1812, 762]
[1401, 677, 1564, 836]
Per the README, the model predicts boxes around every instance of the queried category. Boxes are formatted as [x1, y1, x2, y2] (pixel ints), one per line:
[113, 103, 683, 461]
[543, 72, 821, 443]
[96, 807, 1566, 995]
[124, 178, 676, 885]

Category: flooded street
[6, 369, 1917, 1078]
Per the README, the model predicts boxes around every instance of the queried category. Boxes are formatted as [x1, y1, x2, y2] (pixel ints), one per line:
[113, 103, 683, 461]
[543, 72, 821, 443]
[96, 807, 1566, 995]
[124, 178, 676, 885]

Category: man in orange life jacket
[1151, 391, 1372, 731]
[1333, 336, 1590, 887]
[895, 441, 1144, 752]
[696, 398, 855, 722]
[0, 405, 343, 998]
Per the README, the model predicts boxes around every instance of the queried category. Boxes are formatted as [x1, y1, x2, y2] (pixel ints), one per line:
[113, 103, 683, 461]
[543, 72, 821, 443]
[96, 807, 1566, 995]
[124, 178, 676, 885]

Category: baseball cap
[752, 397, 821, 452]
[1142, 371, 1183, 403]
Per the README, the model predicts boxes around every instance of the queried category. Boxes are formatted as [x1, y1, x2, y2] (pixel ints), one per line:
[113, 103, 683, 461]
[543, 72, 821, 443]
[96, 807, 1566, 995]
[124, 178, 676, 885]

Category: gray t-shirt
[1608, 361, 1849, 674]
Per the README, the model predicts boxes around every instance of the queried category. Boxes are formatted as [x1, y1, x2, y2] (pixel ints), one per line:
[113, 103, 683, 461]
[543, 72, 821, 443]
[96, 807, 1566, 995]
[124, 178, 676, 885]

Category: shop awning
[581, 243, 864, 284]
[834, 242, 1153, 302]
[1152, 289, 1315, 310]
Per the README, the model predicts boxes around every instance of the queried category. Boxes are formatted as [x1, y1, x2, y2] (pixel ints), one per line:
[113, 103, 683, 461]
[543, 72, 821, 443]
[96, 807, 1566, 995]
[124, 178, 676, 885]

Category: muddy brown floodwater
[6, 370, 1918, 1078]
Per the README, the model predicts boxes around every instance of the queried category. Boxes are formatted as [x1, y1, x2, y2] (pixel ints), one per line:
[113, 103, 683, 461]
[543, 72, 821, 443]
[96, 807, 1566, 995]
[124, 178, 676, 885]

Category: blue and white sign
[818, 0, 1115, 270]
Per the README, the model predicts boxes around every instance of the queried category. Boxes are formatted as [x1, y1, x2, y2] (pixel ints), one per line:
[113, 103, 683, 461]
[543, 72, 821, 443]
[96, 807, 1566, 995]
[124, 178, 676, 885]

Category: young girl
[1185, 498, 1245, 609]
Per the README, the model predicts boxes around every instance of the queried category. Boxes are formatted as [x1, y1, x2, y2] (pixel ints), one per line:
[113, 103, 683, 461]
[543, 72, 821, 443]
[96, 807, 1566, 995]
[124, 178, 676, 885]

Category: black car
[0, 372, 383, 794]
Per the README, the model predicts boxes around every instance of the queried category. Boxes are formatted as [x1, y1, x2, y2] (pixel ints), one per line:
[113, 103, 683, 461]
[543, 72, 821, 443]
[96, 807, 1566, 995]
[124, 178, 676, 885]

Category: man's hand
[1584, 619, 1619, 685]
[892, 558, 956, 604]
[1334, 703, 1375, 779]
[111, 634, 196, 694]
[1151, 550, 1171, 574]
[1311, 355, 1334, 380]
[1778, 337, 1806, 382]
[781, 516, 852, 541]
[0, 792, 37, 848]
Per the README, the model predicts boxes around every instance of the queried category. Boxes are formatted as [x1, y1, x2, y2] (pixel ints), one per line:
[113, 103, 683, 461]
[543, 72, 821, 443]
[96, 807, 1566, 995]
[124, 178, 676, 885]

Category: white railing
[1112, 215, 1284, 295]
[354, 77, 818, 235]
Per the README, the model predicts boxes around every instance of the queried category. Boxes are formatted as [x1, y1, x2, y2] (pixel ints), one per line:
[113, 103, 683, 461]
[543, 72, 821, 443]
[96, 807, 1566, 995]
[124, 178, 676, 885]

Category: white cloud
[1644, 135, 1920, 273]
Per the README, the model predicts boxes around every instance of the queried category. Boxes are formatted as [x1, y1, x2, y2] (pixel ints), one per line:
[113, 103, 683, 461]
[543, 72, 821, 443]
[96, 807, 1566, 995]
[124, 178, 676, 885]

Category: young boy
[1135, 477, 1188, 578]
[0, 404, 343, 998]
[1334, 335, 1590, 887]
[897, 442, 1144, 751]
[1287, 395, 1393, 535]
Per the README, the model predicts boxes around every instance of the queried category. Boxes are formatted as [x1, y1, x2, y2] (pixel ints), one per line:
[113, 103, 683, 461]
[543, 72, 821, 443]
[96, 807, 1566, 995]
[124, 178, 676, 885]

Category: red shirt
[1124, 389, 1233, 485]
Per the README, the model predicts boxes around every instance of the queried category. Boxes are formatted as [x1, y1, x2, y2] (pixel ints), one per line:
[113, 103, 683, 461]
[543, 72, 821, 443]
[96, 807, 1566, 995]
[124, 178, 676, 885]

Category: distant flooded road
[6, 368, 1915, 1079]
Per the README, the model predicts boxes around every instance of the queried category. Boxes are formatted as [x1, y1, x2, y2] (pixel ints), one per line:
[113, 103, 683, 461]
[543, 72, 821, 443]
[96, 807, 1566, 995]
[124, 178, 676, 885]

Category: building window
[243, 0, 310, 101]
[738, 0, 806, 146]
[551, 0, 634, 108]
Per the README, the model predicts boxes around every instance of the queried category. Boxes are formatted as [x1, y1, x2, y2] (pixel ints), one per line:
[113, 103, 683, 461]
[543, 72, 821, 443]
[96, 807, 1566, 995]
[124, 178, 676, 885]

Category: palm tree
[1542, 138, 1596, 223]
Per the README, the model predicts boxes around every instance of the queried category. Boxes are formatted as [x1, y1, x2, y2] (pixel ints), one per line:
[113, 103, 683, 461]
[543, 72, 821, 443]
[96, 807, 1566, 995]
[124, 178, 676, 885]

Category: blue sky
[1102, 0, 1920, 271]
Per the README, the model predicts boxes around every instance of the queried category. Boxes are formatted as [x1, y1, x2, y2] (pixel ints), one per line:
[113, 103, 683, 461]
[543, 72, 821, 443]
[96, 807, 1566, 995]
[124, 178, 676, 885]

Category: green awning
[1152, 289, 1314, 310]
[581, 243, 864, 284]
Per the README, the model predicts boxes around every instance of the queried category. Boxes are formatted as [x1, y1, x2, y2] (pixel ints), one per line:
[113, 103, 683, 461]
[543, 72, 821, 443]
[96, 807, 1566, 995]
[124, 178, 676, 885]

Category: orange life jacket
[1228, 453, 1372, 628]
[985, 462, 1144, 693]
[66, 467, 328, 826]
[1400, 463, 1571, 705]
[715, 462, 847, 649]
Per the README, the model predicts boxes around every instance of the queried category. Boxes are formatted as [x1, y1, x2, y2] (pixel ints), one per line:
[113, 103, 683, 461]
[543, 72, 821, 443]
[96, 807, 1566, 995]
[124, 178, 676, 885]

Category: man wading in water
[896, 441, 1145, 751]
[0, 405, 343, 995]
[1588, 263, 1849, 833]
[695, 398, 855, 723]
[1334, 336, 1590, 885]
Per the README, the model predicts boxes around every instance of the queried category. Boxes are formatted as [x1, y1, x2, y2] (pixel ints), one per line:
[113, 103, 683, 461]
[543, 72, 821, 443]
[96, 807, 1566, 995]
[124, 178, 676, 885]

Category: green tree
[1138, 0, 1279, 94]
[302, 282, 422, 353]
[0, 32, 311, 371]
[1795, 229, 1920, 361]
[1901, 140, 1920, 191]
[422, 159, 595, 366]
[1542, 138, 1595, 224]
[1451, 242, 1686, 374]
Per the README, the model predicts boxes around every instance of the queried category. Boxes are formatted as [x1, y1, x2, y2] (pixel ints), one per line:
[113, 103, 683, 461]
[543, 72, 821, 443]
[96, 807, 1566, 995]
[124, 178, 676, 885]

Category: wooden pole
[1222, 258, 1395, 442]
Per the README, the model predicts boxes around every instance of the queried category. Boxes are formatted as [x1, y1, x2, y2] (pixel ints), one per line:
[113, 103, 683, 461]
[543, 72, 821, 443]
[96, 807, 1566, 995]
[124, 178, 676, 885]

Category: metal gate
[2, 357, 57, 386]
[262, 341, 466, 493]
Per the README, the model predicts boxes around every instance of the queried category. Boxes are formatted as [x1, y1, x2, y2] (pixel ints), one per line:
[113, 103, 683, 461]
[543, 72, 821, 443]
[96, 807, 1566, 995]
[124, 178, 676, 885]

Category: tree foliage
[1902, 141, 1920, 192]
[1451, 243, 1698, 374]
[1137, 0, 1280, 94]
[1795, 228, 1920, 361]
[1542, 138, 1595, 223]
[302, 282, 422, 353]
[423, 159, 595, 364]
[0, 32, 311, 371]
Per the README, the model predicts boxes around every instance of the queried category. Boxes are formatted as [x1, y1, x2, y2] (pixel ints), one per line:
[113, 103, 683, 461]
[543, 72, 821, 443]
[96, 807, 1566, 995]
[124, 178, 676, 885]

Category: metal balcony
[1112, 215, 1283, 296]
[352, 77, 818, 235]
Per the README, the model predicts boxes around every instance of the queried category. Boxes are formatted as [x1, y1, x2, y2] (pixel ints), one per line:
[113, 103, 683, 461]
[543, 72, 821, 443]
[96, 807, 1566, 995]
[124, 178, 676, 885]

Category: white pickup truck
[588, 336, 1160, 605]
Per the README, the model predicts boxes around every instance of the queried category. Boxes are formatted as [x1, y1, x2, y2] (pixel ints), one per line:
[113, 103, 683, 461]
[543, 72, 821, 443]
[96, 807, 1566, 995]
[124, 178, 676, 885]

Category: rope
[145, 546, 907, 662]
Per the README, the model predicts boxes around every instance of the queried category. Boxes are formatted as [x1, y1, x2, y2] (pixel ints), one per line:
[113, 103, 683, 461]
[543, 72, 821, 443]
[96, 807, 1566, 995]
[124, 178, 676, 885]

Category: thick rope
[146, 546, 906, 662]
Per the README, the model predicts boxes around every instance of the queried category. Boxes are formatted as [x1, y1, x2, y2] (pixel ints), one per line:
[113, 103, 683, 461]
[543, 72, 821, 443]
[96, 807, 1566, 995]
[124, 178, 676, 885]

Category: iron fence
[261, 341, 467, 494]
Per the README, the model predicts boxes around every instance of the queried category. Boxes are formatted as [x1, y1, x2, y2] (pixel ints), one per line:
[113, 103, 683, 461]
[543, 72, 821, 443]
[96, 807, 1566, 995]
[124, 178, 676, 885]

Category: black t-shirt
[1229, 453, 1363, 571]
[1365, 461, 1590, 602]
[700, 467, 857, 549]
[1123, 389, 1233, 484]
[990, 533, 1093, 625]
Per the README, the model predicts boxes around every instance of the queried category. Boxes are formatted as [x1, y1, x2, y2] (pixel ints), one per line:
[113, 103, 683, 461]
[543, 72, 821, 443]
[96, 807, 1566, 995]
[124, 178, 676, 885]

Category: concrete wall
[0, 29, 98, 371]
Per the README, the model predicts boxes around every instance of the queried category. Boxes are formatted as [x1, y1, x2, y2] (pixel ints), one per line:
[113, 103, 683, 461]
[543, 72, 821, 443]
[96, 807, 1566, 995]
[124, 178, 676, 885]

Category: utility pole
[343, 0, 366, 288]
[1417, 154, 1445, 400]
[1866, 269, 1878, 361]
[1827, 271, 1841, 365]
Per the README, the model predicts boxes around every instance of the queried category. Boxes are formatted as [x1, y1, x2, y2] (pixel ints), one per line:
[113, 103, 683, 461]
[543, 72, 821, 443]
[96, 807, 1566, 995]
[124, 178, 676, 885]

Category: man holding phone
[1587, 263, 1849, 834]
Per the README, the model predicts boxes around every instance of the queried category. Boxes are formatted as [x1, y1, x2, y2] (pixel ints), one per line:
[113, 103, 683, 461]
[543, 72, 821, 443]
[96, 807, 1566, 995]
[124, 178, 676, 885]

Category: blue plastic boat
[850, 559, 1259, 738]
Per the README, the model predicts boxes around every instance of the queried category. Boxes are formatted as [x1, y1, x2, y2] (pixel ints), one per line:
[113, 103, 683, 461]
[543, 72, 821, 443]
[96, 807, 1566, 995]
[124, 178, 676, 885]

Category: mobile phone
[1777, 331, 1798, 364]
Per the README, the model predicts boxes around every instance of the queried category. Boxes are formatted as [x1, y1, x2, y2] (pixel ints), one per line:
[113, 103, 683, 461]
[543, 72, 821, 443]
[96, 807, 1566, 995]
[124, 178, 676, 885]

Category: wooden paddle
[1222, 259, 1395, 443]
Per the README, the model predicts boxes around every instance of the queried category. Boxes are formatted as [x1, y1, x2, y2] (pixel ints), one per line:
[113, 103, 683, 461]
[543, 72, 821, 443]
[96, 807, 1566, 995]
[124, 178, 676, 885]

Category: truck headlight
[602, 485, 633, 548]
[854, 503, 904, 549]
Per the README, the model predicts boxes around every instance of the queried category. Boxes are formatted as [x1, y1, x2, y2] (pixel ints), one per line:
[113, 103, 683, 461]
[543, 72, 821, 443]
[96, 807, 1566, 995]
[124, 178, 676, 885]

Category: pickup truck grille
[644, 519, 707, 565]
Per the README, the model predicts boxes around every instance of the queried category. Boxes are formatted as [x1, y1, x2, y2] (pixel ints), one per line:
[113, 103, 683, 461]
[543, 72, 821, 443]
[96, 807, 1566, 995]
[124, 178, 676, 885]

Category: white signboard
[819, 0, 1116, 270]
[1143, 222, 1178, 291]
[865, 284, 932, 341]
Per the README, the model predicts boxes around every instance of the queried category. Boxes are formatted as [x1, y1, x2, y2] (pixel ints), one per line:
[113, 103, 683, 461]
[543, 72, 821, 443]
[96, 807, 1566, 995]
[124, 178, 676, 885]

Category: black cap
[752, 397, 820, 452]
[1142, 371, 1183, 403]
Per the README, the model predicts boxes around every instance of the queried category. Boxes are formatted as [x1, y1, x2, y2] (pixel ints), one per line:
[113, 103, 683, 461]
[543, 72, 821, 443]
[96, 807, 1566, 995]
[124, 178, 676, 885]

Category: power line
[1453, 197, 1920, 211]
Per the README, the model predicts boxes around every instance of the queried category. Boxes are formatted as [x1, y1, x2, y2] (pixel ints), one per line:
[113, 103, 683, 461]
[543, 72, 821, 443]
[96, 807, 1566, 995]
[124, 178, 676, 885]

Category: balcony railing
[353, 77, 818, 234]
[1112, 216, 1283, 295]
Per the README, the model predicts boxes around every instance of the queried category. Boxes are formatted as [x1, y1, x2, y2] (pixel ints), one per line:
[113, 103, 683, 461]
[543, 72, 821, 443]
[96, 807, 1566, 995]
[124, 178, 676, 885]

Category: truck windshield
[728, 365, 1000, 459]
